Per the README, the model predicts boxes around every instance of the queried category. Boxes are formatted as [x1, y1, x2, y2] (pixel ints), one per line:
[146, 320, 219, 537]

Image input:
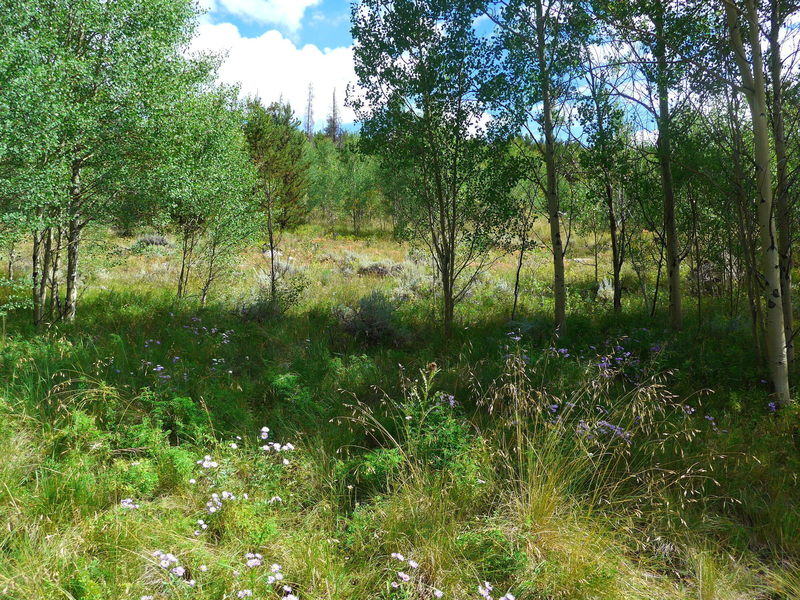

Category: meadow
[0, 225, 798, 600]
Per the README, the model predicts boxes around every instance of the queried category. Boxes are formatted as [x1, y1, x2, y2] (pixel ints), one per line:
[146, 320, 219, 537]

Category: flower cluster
[193, 518, 208, 537]
[479, 581, 514, 600]
[262, 441, 295, 453]
[575, 418, 631, 442]
[152, 550, 196, 587]
[596, 420, 632, 441]
[140, 360, 173, 383]
[704, 414, 720, 432]
[592, 338, 645, 381]
[266, 562, 286, 584]
[549, 346, 571, 358]
[388, 552, 439, 596]
[438, 393, 457, 408]
[245, 553, 263, 568]
[120, 498, 140, 510]
[262, 436, 296, 465]
[210, 357, 233, 374]
[182, 318, 234, 344]
[234, 559, 292, 598]
[205, 490, 237, 514]
[197, 455, 219, 469]
[138, 425, 300, 599]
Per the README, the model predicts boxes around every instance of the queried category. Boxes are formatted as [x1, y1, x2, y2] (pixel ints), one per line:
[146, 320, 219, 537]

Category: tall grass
[0, 228, 796, 599]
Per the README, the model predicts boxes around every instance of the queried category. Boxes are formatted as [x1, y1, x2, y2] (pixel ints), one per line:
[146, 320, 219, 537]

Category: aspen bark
[63, 219, 82, 322]
[32, 227, 43, 327]
[724, 0, 790, 404]
[64, 162, 83, 322]
[48, 227, 63, 319]
[535, 0, 566, 331]
[39, 228, 52, 322]
[769, 0, 794, 365]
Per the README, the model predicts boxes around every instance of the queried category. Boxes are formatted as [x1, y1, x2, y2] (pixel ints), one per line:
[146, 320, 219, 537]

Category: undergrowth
[0, 232, 797, 599]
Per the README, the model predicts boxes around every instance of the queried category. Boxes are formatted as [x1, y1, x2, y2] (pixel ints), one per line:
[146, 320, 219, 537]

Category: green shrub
[112, 458, 159, 498]
[337, 447, 404, 496]
[150, 395, 207, 442]
[154, 444, 196, 492]
[334, 291, 407, 346]
[456, 528, 526, 582]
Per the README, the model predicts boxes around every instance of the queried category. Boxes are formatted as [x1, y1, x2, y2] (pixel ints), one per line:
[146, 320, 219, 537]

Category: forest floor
[0, 224, 798, 599]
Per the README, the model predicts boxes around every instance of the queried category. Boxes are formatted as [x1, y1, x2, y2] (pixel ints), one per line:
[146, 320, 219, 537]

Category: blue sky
[205, 0, 354, 47]
[193, 0, 358, 125]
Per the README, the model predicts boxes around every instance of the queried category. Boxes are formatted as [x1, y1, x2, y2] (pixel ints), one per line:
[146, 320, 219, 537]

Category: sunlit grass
[0, 225, 795, 599]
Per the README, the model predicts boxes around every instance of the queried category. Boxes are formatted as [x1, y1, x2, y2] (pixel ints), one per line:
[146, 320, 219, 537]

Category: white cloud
[632, 128, 658, 146]
[309, 10, 349, 28]
[472, 13, 492, 28]
[191, 22, 357, 125]
[207, 0, 321, 31]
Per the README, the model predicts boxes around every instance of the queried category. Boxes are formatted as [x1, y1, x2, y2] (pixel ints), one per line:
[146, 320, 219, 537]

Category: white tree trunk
[724, 0, 790, 404]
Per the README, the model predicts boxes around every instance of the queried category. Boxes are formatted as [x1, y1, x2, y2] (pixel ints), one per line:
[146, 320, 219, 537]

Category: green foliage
[244, 98, 311, 230]
[337, 447, 405, 496]
[307, 136, 383, 235]
[112, 458, 160, 498]
[351, 0, 522, 333]
[1, 1, 800, 598]
[334, 291, 406, 346]
[0, 251, 793, 599]
[154, 89, 259, 301]
[150, 395, 208, 442]
[455, 529, 526, 582]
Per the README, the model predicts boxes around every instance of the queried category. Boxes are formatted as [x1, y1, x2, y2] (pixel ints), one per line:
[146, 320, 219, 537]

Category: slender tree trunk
[63, 161, 84, 322]
[266, 194, 278, 305]
[655, 9, 682, 331]
[725, 0, 790, 404]
[651, 236, 666, 318]
[727, 216, 735, 317]
[32, 226, 44, 327]
[200, 238, 220, 307]
[736, 186, 763, 363]
[39, 228, 52, 322]
[177, 229, 198, 300]
[178, 232, 190, 299]
[442, 260, 454, 337]
[512, 238, 526, 321]
[49, 227, 63, 320]
[7, 240, 15, 280]
[730, 91, 764, 361]
[535, 0, 566, 332]
[605, 181, 622, 311]
[200, 269, 211, 306]
[617, 187, 627, 308]
[63, 218, 82, 322]
[770, 0, 794, 366]
[694, 231, 703, 327]
[592, 212, 599, 286]
[688, 185, 702, 326]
